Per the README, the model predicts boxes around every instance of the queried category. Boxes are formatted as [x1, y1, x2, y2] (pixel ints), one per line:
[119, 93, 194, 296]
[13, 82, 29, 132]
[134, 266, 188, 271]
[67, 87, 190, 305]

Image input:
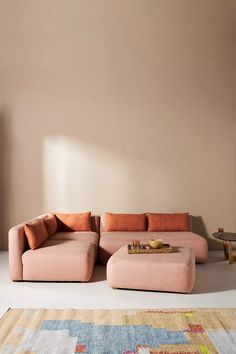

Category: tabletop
[212, 232, 236, 242]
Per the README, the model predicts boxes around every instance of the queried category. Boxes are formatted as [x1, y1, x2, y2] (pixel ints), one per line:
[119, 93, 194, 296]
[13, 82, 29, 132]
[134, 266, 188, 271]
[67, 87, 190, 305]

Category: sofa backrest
[100, 214, 105, 233]
[91, 215, 100, 234]
[27, 214, 100, 234]
[12, 213, 100, 245]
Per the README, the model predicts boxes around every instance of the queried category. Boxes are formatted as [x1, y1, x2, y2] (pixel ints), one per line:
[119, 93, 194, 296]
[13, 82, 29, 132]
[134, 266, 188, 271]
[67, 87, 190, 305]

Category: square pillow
[24, 218, 48, 250]
[147, 212, 190, 232]
[104, 213, 146, 232]
[54, 212, 92, 231]
[43, 213, 57, 236]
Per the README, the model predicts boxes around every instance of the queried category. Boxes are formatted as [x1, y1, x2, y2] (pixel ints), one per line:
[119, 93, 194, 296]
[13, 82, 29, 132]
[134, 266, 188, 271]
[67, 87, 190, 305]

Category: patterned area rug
[0, 308, 236, 353]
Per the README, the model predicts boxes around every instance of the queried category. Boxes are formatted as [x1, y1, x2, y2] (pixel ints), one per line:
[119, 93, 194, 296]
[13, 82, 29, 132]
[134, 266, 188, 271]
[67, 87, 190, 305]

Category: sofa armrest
[8, 223, 28, 281]
[8, 213, 49, 281]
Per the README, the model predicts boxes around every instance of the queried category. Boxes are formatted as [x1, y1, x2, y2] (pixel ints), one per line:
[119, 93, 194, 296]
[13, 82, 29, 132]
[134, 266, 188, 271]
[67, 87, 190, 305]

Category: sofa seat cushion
[50, 231, 99, 248]
[107, 245, 195, 293]
[99, 231, 208, 264]
[22, 240, 95, 281]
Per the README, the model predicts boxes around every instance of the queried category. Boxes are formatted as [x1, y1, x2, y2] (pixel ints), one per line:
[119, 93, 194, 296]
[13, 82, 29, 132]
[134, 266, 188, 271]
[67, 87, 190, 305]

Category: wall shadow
[191, 216, 222, 250]
[0, 109, 11, 250]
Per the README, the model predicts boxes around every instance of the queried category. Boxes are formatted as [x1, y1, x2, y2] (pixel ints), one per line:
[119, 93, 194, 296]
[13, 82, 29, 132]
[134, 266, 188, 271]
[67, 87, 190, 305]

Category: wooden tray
[128, 243, 175, 254]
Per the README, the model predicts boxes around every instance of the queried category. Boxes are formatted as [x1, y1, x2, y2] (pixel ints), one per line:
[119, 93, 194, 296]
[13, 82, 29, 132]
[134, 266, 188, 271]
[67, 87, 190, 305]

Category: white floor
[1, 251, 236, 318]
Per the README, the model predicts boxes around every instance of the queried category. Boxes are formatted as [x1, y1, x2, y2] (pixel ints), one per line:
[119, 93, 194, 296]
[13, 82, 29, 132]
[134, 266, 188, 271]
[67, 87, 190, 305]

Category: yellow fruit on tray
[149, 239, 163, 249]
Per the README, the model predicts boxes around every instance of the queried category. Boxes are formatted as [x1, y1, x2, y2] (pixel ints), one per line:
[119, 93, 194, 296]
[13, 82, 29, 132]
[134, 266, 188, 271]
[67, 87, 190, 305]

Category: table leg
[223, 241, 236, 264]
[223, 240, 229, 260]
[227, 241, 232, 264]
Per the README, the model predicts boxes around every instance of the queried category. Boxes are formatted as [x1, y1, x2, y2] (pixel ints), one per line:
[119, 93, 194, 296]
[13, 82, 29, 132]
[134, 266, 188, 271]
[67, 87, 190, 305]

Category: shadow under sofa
[8, 214, 100, 282]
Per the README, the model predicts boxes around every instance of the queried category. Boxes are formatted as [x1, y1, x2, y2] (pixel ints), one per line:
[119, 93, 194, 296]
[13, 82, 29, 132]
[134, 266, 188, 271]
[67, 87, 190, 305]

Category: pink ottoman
[107, 245, 195, 293]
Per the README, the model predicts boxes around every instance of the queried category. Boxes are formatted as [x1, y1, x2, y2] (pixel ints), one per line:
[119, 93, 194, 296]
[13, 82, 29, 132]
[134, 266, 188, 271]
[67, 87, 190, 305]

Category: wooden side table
[213, 232, 236, 264]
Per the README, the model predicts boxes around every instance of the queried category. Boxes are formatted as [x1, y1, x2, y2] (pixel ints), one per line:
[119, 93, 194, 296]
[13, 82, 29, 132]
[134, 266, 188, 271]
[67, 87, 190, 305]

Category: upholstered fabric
[24, 218, 48, 250]
[107, 245, 195, 293]
[103, 213, 146, 232]
[22, 240, 95, 281]
[54, 212, 92, 232]
[99, 231, 208, 264]
[8, 214, 49, 280]
[50, 231, 99, 252]
[90, 215, 100, 234]
[9, 222, 28, 281]
[8, 214, 99, 281]
[43, 214, 57, 236]
[147, 213, 190, 231]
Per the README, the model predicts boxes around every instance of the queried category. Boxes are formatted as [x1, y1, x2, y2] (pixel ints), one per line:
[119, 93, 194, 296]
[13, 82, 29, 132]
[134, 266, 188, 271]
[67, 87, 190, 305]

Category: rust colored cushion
[104, 213, 146, 232]
[43, 214, 57, 237]
[24, 219, 48, 250]
[147, 213, 190, 232]
[54, 212, 92, 231]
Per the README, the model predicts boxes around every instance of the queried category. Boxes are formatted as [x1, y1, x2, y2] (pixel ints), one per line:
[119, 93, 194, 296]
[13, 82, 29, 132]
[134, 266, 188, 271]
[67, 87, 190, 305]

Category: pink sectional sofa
[9, 212, 208, 284]
[9, 214, 99, 281]
[99, 215, 208, 264]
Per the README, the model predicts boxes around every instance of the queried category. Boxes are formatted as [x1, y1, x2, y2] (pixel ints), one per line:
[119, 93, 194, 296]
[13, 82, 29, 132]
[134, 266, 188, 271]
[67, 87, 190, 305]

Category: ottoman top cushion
[108, 244, 194, 265]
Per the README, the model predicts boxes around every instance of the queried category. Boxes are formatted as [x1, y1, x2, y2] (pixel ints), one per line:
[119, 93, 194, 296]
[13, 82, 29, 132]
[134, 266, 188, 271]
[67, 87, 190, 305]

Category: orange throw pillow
[43, 214, 57, 236]
[54, 212, 92, 231]
[147, 213, 190, 232]
[104, 213, 146, 232]
[24, 219, 48, 250]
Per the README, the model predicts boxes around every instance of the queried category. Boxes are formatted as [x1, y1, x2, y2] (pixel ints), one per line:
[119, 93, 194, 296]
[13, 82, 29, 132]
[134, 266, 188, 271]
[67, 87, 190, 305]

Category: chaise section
[22, 240, 95, 281]
[9, 214, 100, 281]
[99, 231, 208, 264]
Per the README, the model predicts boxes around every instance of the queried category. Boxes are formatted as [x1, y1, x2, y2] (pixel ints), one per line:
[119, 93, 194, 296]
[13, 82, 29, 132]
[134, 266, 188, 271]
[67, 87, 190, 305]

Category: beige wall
[0, 0, 236, 250]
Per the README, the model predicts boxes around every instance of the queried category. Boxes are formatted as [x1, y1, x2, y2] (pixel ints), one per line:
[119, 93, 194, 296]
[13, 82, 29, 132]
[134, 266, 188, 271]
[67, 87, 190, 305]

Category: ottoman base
[107, 245, 195, 293]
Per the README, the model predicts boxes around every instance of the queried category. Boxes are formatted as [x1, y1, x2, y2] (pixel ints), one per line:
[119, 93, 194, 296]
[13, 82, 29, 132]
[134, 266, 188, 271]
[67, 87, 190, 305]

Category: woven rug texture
[0, 308, 236, 353]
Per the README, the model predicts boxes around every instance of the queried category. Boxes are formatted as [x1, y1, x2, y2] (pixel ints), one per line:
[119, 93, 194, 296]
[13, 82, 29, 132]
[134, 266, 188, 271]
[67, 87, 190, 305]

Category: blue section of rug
[42, 319, 187, 353]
